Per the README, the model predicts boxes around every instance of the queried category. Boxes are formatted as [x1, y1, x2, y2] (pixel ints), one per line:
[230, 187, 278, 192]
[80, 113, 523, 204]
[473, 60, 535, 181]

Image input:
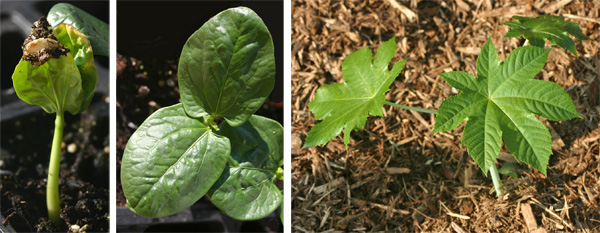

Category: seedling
[304, 15, 586, 198]
[11, 3, 107, 222]
[120, 7, 283, 221]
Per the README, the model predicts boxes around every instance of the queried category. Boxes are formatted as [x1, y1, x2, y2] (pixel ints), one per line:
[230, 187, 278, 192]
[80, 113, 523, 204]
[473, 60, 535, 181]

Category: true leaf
[503, 15, 588, 56]
[433, 38, 580, 175]
[208, 115, 283, 221]
[178, 7, 275, 127]
[12, 55, 83, 114]
[47, 3, 109, 56]
[54, 24, 97, 113]
[121, 104, 230, 218]
[304, 37, 406, 147]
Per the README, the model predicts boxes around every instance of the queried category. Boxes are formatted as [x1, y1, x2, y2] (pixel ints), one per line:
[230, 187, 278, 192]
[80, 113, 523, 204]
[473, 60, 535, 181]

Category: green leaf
[121, 104, 230, 218]
[178, 7, 275, 127]
[304, 38, 406, 147]
[434, 38, 581, 175]
[279, 201, 283, 223]
[12, 55, 83, 114]
[54, 24, 97, 113]
[503, 15, 588, 56]
[208, 115, 283, 221]
[47, 3, 109, 56]
[498, 162, 521, 178]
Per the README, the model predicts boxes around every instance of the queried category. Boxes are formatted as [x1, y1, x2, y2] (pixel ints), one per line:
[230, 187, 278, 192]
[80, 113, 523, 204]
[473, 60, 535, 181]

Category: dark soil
[292, 0, 600, 232]
[1, 95, 109, 232]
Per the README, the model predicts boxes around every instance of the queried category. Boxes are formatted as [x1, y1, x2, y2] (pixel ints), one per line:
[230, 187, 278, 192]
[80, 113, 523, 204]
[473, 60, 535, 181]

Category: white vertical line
[109, 0, 117, 231]
[284, 0, 292, 232]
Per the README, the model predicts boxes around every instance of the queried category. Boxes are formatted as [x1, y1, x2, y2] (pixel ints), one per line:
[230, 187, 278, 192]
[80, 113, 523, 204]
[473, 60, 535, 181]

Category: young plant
[502, 15, 588, 56]
[304, 38, 427, 148]
[433, 38, 580, 196]
[303, 15, 586, 198]
[11, 4, 107, 222]
[120, 7, 283, 221]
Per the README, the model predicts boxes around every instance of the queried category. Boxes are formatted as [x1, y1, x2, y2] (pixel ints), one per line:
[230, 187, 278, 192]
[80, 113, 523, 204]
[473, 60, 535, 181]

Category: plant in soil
[303, 15, 586, 198]
[11, 3, 107, 223]
[120, 7, 284, 221]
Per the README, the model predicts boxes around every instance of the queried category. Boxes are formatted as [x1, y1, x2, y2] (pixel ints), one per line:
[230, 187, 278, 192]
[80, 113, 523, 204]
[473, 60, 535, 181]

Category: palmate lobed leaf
[433, 38, 581, 175]
[503, 15, 588, 57]
[304, 38, 406, 148]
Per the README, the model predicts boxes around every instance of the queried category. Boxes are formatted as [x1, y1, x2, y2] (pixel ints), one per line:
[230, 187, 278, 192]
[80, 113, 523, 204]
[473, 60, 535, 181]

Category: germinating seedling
[121, 7, 283, 221]
[304, 15, 586, 197]
[11, 3, 108, 222]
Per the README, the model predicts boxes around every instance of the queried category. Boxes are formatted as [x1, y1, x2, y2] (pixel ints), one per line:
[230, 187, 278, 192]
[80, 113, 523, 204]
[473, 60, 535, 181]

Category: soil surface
[1, 95, 109, 232]
[116, 53, 283, 230]
[292, 0, 600, 232]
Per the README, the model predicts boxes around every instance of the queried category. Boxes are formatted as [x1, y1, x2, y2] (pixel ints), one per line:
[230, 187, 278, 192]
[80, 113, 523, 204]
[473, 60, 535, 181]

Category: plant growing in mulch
[10, 3, 107, 222]
[304, 15, 587, 197]
[120, 7, 283, 221]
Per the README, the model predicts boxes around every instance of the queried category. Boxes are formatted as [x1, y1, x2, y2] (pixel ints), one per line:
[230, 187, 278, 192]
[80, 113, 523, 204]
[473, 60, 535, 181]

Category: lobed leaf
[434, 38, 581, 175]
[304, 38, 406, 148]
[121, 104, 230, 218]
[178, 7, 275, 127]
[502, 15, 588, 56]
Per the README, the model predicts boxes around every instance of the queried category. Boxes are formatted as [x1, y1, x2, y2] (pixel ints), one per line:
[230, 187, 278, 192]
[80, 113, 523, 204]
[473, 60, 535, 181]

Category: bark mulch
[291, 0, 600, 232]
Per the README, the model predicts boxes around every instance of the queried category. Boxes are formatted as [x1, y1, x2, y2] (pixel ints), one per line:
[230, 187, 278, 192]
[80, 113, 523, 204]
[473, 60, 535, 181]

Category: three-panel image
[1, 0, 599, 232]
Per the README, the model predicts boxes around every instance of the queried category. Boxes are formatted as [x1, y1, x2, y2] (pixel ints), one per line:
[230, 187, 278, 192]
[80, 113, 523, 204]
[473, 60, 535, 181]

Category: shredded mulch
[291, 0, 599, 232]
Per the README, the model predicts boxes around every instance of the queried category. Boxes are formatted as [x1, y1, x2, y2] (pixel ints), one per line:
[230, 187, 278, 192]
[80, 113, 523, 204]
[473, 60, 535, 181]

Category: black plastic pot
[117, 201, 282, 232]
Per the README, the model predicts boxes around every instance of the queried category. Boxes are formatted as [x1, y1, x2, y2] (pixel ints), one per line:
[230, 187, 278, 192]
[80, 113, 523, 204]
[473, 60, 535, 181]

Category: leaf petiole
[385, 101, 437, 114]
[47, 111, 64, 222]
[489, 161, 503, 197]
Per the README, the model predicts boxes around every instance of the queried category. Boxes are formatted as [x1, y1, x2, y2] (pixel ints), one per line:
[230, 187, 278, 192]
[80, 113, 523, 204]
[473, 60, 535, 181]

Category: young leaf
[304, 38, 406, 148]
[208, 115, 283, 221]
[121, 104, 230, 218]
[433, 38, 580, 175]
[503, 15, 588, 56]
[54, 24, 97, 113]
[12, 55, 83, 114]
[178, 7, 275, 127]
[47, 3, 109, 56]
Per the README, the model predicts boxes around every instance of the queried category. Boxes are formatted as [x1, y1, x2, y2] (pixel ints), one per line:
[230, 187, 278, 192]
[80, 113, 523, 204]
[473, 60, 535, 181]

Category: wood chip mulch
[292, 0, 600, 232]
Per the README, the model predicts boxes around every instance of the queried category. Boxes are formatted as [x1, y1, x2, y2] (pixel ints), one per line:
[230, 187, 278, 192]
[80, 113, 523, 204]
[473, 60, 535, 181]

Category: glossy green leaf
[121, 104, 230, 218]
[503, 15, 588, 56]
[47, 3, 109, 56]
[208, 115, 283, 221]
[178, 7, 275, 127]
[433, 38, 580, 175]
[12, 55, 83, 114]
[54, 24, 97, 113]
[304, 38, 406, 148]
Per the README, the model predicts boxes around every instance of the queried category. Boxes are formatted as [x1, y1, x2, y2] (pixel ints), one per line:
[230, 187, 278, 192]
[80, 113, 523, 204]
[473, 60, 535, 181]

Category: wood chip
[386, 167, 411, 175]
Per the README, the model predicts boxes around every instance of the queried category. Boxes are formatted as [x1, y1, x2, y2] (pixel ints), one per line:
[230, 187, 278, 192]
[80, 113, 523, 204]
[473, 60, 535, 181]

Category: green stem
[523, 39, 530, 46]
[489, 162, 503, 197]
[385, 101, 437, 114]
[47, 111, 63, 222]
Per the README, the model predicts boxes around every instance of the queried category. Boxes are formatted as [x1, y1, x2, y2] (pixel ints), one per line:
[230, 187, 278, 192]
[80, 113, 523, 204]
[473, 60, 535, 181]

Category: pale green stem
[523, 39, 530, 46]
[385, 101, 437, 114]
[489, 162, 503, 197]
[47, 111, 64, 222]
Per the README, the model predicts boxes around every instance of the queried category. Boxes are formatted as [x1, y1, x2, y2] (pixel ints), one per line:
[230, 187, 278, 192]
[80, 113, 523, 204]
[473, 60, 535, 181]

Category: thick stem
[523, 39, 530, 46]
[385, 101, 438, 114]
[489, 162, 503, 197]
[47, 112, 63, 222]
